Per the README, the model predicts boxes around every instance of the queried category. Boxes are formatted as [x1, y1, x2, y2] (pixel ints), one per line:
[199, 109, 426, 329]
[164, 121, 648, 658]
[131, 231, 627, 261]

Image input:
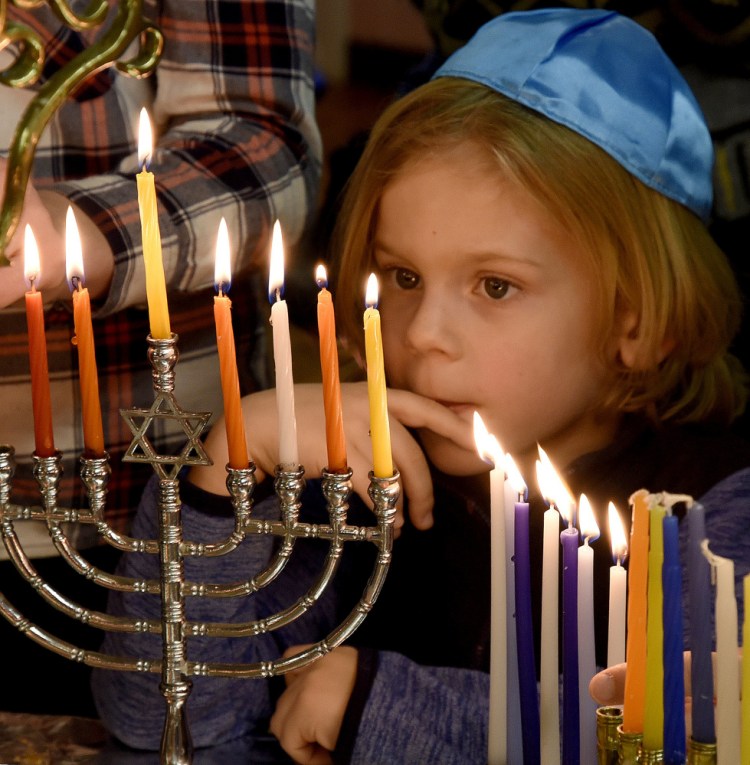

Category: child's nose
[404, 293, 461, 357]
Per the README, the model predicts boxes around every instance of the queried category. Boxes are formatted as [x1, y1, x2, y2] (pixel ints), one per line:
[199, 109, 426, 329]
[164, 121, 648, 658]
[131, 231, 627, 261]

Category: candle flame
[23, 224, 40, 287]
[267, 220, 284, 301]
[608, 501, 628, 564]
[138, 107, 153, 169]
[315, 263, 328, 289]
[214, 217, 231, 292]
[578, 493, 600, 543]
[472, 411, 502, 467]
[536, 445, 576, 525]
[504, 453, 527, 498]
[65, 206, 84, 290]
[365, 273, 379, 308]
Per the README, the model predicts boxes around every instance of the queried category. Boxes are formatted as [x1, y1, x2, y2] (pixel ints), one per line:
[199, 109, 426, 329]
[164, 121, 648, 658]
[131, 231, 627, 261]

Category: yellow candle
[643, 496, 666, 751]
[622, 489, 650, 734]
[137, 108, 171, 339]
[364, 273, 392, 478]
[66, 208, 104, 457]
[742, 573, 750, 765]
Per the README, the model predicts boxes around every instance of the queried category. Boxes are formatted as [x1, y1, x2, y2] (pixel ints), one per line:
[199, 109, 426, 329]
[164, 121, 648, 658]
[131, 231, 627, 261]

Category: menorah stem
[0, 446, 14, 509]
[157, 477, 193, 764]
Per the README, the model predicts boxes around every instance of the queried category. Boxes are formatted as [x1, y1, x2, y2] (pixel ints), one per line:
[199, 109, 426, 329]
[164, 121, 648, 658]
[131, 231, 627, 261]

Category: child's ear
[615, 310, 675, 369]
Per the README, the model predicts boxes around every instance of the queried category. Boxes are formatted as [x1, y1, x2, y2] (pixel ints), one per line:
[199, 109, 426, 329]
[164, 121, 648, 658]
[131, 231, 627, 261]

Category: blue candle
[561, 522, 580, 765]
[662, 514, 686, 764]
[687, 502, 715, 743]
[514, 490, 540, 764]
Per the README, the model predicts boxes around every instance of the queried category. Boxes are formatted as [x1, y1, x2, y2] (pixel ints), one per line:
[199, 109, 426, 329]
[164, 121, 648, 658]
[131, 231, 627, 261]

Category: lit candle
[536, 449, 564, 765]
[268, 220, 298, 469]
[741, 573, 750, 765]
[65, 207, 104, 457]
[559, 492, 579, 765]
[213, 218, 249, 470]
[507, 454, 540, 765]
[137, 107, 171, 339]
[577, 493, 599, 765]
[702, 541, 740, 765]
[687, 501, 715, 744]
[606, 502, 628, 668]
[643, 495, 666, 752]
[473, 413, 506, 765]
[316, 265, 347, 473]
[23, 225, 56, 457]
[363, 274, 392, 478]
[662, 510, 685, 765]
[622, 489, 650, 734]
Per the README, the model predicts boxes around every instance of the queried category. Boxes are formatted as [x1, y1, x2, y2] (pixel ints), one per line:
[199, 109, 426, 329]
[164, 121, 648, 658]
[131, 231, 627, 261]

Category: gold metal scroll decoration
[0, 0, 163, 263]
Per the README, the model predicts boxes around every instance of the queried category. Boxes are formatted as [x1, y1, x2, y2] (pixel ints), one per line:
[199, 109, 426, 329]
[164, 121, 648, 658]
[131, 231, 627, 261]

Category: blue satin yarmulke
[432, 9, 713, 220]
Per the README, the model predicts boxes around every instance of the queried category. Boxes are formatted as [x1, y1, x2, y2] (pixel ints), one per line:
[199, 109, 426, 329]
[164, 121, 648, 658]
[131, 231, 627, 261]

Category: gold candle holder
[618, 725, 644, 764]
[597, 706, 623, 765]
[686, 738, 717, 765]
[639, 748, 664, 763]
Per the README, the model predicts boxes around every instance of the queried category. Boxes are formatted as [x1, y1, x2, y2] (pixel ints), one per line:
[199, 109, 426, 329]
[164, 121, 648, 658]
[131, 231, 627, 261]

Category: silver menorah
[0, 333, 399, 765]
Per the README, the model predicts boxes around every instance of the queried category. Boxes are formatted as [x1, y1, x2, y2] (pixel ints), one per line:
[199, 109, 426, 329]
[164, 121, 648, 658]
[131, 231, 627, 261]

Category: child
[93, 9, 750, 764]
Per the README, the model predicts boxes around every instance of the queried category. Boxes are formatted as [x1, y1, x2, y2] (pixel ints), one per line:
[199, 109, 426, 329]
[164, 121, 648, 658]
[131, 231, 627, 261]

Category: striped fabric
[0, 0, 321, 549]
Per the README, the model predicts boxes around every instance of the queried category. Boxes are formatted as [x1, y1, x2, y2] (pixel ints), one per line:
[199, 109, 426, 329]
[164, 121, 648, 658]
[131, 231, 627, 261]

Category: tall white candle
[473, 413, 506, 765]
[537, 455, 561, 765]
[607, 502, 628, 667]
[702, 541, 740, 765]
[268, 220, 298, 469]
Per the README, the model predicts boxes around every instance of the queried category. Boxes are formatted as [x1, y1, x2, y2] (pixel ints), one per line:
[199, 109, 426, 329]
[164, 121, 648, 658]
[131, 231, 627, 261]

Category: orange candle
[622, 489, 650, 733]
[66, 208, 105, 457]
[213, 218, 248, 469]
[137, 108, 171, 339]
[23, 225, 56, 457]
[316, 265, 347, 473]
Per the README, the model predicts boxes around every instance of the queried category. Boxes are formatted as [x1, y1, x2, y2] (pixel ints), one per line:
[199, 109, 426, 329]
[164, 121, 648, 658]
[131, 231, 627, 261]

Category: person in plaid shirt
[0, 0, 320, 545]
[0, 0, 320, 715]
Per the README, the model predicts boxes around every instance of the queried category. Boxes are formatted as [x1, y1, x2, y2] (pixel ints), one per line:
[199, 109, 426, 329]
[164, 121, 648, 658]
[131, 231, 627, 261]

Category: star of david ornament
[120, 391, 212, 480]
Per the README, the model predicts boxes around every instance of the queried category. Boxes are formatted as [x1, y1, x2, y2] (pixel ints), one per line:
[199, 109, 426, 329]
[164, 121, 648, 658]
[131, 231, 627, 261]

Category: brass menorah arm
[0, 0, 163, 262]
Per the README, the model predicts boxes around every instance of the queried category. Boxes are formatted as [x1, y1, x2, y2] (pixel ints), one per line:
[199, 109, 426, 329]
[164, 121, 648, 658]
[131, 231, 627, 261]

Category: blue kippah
[432, 9, 714, 220]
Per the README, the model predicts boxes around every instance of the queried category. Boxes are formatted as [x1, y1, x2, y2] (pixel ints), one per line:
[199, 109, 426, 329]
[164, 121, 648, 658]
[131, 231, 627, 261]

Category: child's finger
[588, 663, 626, 704]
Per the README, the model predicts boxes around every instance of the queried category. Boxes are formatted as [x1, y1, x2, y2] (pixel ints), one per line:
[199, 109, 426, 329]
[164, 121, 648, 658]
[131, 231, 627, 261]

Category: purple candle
[561, 520, 580, 765]
[662, 513, 686, 764]
[687, 502, 715, 744]
[508, 456, 540, 765]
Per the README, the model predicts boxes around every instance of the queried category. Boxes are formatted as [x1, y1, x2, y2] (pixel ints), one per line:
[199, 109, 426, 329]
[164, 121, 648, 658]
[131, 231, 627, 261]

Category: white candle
[536, 454, 561, 765]
[473, 413, 506, 765]
[268, 220, 298, 469]
[577, 493, 599, 765]
[607, 502, 628, 667]
[702, 542, 740, 765]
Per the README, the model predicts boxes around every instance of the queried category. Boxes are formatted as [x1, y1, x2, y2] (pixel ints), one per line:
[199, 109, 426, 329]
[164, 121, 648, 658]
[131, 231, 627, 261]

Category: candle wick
[275, 288, 281, 303]
[71, 275, 82, 291]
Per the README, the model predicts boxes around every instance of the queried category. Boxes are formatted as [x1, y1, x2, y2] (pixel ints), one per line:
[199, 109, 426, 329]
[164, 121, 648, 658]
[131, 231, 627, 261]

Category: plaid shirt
[0, 0, 320, 550]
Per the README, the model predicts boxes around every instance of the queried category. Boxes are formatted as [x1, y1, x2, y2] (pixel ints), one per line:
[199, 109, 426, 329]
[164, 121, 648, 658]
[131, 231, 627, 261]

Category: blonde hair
[333, 78, 747, 426]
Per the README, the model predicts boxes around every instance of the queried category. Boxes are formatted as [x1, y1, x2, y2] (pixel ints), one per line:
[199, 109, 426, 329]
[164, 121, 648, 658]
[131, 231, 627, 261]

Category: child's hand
[190, 382, 473, 531]
[269, 644, 358, 765]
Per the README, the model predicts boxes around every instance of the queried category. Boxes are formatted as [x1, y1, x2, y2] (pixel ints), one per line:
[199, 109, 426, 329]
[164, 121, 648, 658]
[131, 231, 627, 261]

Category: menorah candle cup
[686, 739, 717, 765]
[596, 706, 623, 765]
[618, 725, 644, 765]
[640, 748, 665, 763]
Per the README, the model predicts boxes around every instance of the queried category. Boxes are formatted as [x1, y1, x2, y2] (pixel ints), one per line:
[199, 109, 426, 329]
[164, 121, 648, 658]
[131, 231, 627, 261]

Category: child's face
[374, 142, 623, 476]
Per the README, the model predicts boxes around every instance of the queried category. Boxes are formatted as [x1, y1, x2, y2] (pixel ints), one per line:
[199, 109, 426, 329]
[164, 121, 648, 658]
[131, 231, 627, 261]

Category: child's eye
[482, 276, 513, 300]
[395, 268, 420, 290]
